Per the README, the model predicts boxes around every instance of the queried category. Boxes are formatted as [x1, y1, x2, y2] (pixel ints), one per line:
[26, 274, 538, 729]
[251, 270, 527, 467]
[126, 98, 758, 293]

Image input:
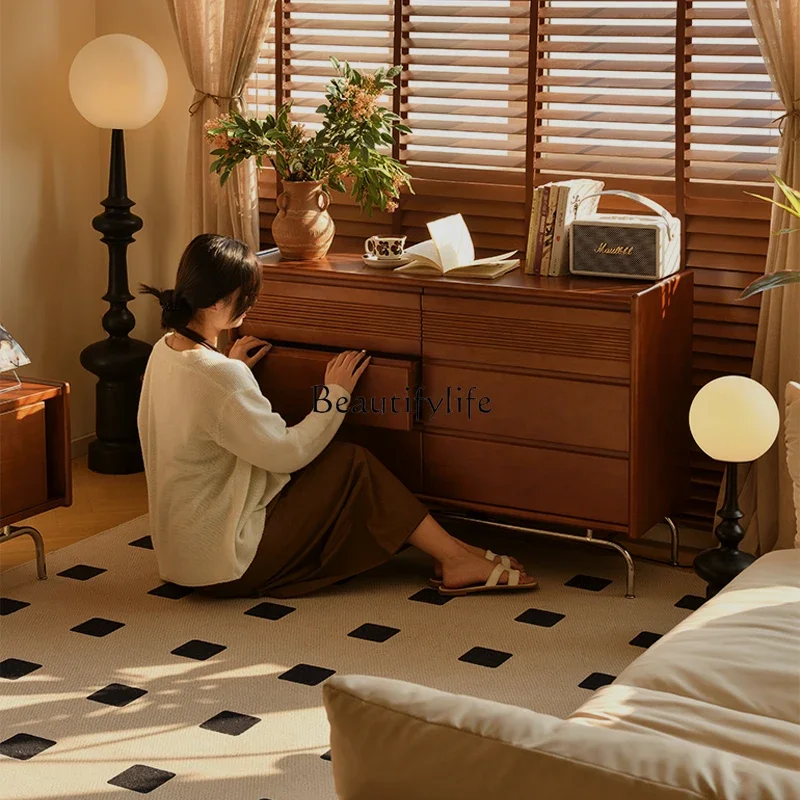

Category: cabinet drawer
[423, 433, 629, 525]
[421, 365, 629, 453]
[243, 279, 421, 356]
[0, 402, 48, 519]
[423, 295, 630, 379]
[253, 346, 420, 431]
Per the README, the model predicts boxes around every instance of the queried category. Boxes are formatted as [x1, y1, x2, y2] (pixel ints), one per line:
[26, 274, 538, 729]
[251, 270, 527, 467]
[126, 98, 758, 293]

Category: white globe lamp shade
[69, 34, 168, 130]
[690, 376, 779, 463]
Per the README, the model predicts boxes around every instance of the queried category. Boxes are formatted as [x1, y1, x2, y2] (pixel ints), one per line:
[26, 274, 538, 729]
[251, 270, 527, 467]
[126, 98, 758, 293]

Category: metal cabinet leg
[432, 511, 637, 599]
[664, 517, 680, 567]
[0, 525, 48, 580]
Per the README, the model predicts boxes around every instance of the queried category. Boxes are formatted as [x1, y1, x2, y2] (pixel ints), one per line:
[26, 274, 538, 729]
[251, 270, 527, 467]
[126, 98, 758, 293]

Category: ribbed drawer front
[243, 279, 421, 356]
[253, 346, 420, 431]
[423, 295, 631, 379]
[421, 364, 629, 453]
[423, 433, 629, 525]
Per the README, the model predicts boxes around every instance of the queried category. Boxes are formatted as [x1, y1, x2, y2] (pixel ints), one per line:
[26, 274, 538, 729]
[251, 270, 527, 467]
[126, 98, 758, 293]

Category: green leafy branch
[740, 174, 800, 299]
[205, 58, 413, 216]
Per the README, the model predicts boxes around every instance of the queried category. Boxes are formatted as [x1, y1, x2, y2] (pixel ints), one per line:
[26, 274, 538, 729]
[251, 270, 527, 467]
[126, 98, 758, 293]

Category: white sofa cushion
[324, 549, 800, 800]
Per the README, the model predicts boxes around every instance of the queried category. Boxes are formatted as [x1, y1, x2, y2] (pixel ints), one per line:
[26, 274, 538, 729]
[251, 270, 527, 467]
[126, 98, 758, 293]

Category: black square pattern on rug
[0, 597, 30, 616]
[458, 647, 512, 669]
[0, 733, 56, 761]
[565, 574, 612, 592]
[244, 601, 296, 621]
[147, 583, 194, 600]
[108, 764, 176, 794]
[321, 751, 331, 762]
[629, 631, 663, 649]
[87, 684, 148, 708]
[579, 672, 616, 690]
[128, 536, 154, 550]
[347, 623, 400, 643]
[171, 640, 227, 661]
[515, 608, 565, 628]
[0, 658, 42, 681]
[71, 618, 125, 638]
[675, 594, 705, 611]
[278, 664, 336, 686]
[200, 710, 261, 736]
[57, 564, 107, 581]
[408, 588, 452, 606]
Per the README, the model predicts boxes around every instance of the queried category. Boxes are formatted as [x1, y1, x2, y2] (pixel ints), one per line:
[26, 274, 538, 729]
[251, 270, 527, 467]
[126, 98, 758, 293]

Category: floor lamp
[689, 375, 780, 598]
[69, 34, 168, 474]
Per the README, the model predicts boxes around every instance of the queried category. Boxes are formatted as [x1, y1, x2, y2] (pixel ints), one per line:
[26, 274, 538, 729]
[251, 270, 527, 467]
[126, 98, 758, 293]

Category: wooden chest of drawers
[242, 252, 693, 539]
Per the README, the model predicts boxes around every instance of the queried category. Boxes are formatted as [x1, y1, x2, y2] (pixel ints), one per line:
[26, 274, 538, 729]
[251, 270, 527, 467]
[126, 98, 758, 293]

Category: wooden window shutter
[534, 0, 678, 216]
[400, 1, 531, 253]
[680, 0, 781, 528]
[246, 0, 782, 531]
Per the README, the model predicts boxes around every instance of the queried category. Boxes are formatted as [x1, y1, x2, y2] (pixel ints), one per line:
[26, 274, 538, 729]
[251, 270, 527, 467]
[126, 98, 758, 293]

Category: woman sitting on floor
[137, 233, 536, 599]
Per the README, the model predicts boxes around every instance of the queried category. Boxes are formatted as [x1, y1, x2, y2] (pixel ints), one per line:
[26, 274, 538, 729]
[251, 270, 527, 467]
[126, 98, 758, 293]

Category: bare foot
[433, 540, 526, 580]
[441, 551, 537, 590]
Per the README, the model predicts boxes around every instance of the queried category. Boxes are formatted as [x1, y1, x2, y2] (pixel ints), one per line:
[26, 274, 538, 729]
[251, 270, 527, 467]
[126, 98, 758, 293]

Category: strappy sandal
[437, 562, 538, 597]
[428, 549, 512, 588]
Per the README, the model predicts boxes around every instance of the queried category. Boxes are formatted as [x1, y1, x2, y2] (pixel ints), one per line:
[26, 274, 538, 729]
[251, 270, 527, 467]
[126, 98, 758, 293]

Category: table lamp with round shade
[69, 35, 168, 474]
[689, 375, 780, 598]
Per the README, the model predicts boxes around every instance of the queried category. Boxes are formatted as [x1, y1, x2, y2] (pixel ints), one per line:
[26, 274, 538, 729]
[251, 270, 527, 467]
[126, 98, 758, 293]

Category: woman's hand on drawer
[229, 335, 272, 369]
[324, 350, 371, 395]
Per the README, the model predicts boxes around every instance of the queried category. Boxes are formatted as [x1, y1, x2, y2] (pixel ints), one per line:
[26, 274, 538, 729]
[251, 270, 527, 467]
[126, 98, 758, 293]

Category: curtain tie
[774, 103, 800, 138]
[188, 90, 244, 117]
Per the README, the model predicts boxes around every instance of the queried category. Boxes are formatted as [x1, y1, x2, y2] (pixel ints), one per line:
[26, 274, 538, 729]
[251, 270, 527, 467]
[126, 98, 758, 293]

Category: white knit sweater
[137, 334, 351, 586]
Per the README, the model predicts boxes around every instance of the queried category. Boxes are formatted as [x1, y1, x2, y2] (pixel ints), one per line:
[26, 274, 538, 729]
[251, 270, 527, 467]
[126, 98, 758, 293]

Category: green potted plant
[205, 57, 412, 260]
[741, 174, 800, 299]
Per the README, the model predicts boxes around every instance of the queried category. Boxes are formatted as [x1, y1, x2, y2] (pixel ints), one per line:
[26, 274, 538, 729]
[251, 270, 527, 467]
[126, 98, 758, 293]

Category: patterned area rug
[1, 515, 706, 799]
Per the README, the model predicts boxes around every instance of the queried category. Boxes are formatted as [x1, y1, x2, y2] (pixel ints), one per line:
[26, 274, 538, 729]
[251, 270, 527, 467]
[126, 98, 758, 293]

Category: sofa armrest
[323, 674, 798, 800]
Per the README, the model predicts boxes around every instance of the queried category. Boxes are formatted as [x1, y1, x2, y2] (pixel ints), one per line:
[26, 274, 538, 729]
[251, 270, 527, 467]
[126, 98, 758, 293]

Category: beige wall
[0, 0, 192, 444]
[1, 0, 103, 442]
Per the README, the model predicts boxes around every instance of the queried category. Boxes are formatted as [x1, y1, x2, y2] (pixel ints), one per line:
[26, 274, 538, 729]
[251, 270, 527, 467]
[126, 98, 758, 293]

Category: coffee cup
[365, 235, 407, 260]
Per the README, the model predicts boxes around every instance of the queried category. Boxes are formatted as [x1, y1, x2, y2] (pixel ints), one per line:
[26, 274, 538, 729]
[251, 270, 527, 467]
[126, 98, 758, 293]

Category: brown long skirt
[196, 441, 429, 599]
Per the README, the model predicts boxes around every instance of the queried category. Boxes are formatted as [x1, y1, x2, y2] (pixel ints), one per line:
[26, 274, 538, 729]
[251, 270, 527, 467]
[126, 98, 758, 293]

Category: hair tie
[159, 289, 184, 313]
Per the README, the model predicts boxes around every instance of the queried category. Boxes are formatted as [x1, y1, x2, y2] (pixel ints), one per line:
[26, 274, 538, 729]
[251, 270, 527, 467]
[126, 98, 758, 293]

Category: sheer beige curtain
[166, 0, 276, 250]
[736, 0, 800, 553]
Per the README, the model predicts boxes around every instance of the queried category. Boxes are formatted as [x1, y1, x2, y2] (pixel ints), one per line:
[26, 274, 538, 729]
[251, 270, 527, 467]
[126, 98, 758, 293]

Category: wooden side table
[0, 378, 72, 579]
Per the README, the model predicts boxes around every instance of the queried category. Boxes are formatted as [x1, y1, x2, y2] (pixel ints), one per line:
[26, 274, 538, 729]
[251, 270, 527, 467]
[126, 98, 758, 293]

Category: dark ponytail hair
[141, 233, 262, 349]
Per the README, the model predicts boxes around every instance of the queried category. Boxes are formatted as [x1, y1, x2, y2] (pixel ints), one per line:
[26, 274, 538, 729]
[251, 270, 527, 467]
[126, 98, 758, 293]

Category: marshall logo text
[593, 241, 634, 256]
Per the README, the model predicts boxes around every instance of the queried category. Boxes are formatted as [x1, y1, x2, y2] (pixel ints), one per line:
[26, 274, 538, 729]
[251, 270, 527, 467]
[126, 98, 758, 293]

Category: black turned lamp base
[81, 334, 152, 475]
[693, 461, 755, 599]
[83, 129, 151, 475]
[693, 546, 756, 600]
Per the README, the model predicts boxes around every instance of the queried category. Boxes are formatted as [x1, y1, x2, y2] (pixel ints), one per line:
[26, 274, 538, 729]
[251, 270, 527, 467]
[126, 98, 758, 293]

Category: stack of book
[525, 179, 605, 276]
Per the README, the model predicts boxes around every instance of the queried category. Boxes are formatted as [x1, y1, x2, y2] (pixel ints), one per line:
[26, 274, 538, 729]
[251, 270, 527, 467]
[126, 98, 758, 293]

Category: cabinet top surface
[0, 379, 66, 410]
[257, 249, 690, 306]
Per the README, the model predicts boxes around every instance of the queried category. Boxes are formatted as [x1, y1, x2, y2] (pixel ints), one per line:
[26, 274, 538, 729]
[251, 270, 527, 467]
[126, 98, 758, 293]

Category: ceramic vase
[271, 179, 335, 260]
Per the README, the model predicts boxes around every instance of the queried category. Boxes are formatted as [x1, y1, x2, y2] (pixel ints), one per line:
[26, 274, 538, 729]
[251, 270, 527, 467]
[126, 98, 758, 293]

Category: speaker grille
[572, 226, 658, 277]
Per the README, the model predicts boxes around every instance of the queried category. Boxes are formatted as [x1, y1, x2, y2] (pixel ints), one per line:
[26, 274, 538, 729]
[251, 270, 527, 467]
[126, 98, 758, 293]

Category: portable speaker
[570, 190, 681, 281]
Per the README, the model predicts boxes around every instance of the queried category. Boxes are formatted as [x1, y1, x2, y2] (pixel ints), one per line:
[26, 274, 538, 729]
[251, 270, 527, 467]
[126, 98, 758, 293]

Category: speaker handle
[575, 190, 677, 240]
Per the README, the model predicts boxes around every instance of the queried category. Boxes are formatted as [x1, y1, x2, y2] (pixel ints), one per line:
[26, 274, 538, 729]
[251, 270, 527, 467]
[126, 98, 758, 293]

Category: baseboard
[71, 432, 95, 459]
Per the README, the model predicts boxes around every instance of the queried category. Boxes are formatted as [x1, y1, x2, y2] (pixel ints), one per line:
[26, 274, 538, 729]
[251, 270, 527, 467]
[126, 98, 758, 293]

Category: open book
[394, 214, 519, 279]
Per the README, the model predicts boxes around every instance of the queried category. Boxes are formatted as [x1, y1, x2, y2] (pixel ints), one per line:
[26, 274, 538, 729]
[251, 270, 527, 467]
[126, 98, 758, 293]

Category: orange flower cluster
[330, 144, 352, 167]
[204, 115, 231, 150]
[340, 76, 382, 122]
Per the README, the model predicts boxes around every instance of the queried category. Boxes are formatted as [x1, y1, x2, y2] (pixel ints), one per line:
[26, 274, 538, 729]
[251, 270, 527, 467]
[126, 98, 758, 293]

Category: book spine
[533, 185, 550, 276]
[524, 187, 542, 275]
[550, 186, 571, 276]
[541, 185, 560, 276]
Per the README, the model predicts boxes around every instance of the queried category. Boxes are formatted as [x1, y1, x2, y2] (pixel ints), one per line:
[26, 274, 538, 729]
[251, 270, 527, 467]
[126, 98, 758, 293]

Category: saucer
[362, 253, 410, 268]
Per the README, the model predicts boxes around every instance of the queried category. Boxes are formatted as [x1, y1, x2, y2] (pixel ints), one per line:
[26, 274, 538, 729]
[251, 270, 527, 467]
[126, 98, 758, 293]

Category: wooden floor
[0, 457, 149, 573]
